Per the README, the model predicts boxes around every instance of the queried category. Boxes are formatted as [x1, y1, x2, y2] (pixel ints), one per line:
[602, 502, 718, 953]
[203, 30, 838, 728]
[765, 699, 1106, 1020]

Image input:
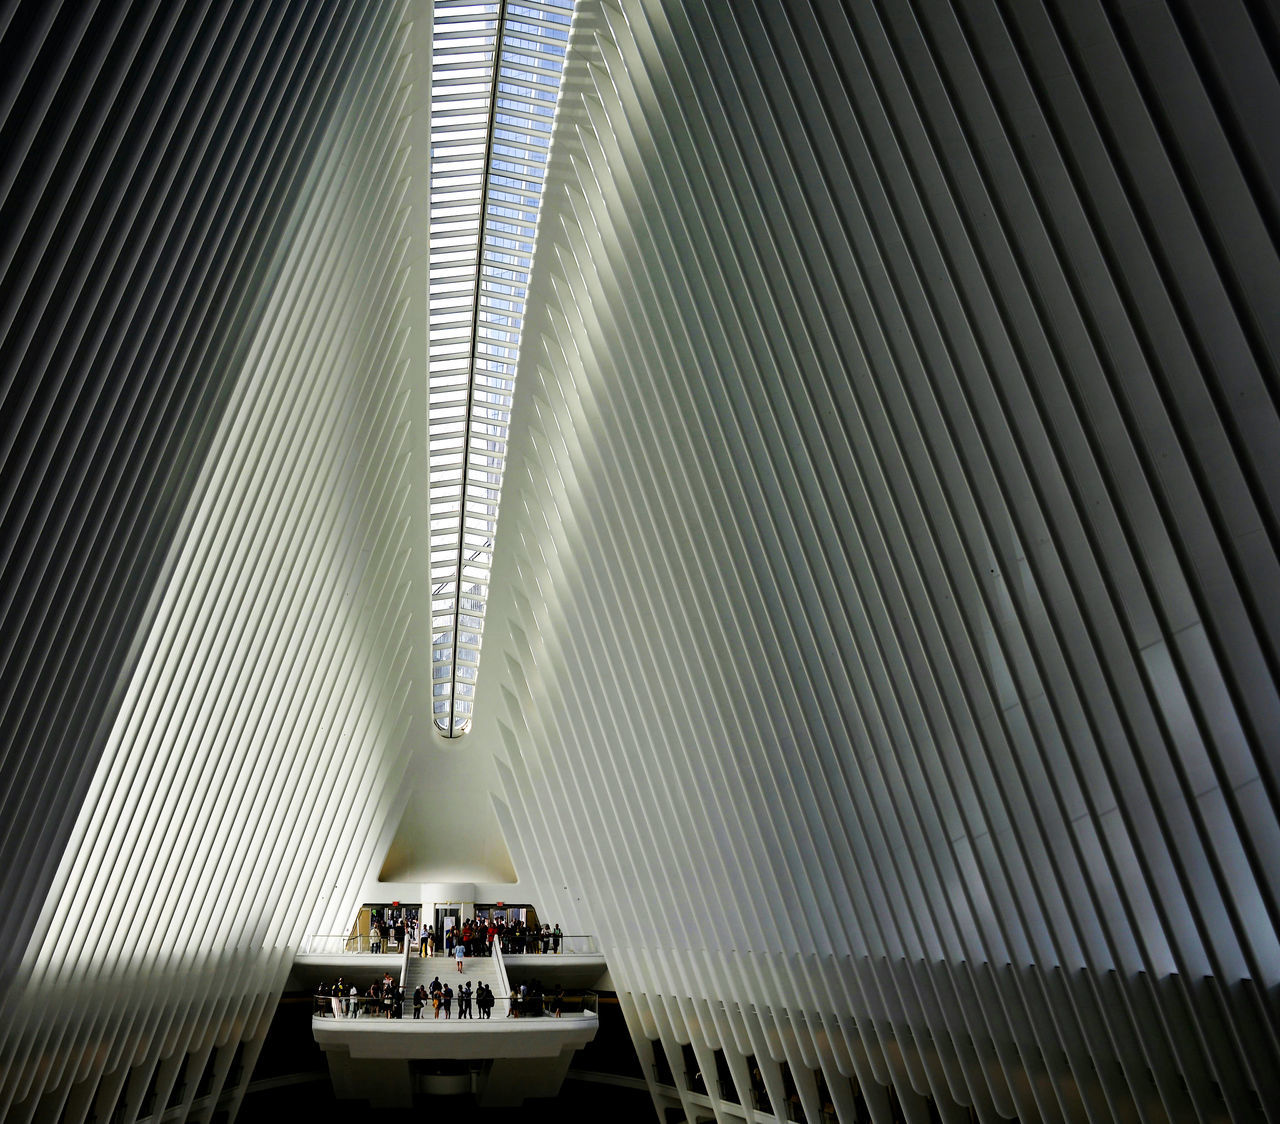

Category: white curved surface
[2, 1, 1278, 1122]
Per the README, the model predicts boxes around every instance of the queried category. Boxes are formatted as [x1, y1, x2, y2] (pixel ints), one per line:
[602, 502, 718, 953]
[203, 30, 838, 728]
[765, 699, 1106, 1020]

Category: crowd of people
[416, 917, 565, 958]
[315, 972, 405, 1018]
[505, 979, 565, 1018]
[363, 905, 417, 954]
[314, 975, 570, 1020]
[413, 976, 498, 1019]
[360, 908, 566, 959]
[317, 907, 576, 1021]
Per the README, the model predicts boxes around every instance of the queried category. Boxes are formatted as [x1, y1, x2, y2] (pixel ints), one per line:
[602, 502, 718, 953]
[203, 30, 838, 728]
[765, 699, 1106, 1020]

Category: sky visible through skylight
[429, 0, 574, 736]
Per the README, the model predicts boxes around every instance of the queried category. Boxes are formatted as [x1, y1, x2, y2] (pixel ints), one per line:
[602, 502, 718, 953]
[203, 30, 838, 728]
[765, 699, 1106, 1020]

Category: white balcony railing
[311, 990, 599, 1020]
[299, 932, 602, 957]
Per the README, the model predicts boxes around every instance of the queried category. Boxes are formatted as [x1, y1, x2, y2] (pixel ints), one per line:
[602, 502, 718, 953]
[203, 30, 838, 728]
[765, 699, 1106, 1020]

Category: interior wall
[474, 1, 1280, 1121]
[0, 2, 421, 1118]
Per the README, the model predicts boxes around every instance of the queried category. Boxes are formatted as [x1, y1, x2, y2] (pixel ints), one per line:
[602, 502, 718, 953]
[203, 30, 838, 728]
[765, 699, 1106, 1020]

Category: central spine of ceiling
[428, 0, 575, 737]
[447, 0, 510, 739]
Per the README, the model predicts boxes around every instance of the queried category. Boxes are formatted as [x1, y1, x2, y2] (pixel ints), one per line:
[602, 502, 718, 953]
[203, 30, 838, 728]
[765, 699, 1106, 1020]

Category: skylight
[429, 0, 574, 737]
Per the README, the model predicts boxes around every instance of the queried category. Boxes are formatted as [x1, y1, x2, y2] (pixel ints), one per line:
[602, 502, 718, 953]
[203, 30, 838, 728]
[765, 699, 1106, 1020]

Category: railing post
[492, 937, 511, 999]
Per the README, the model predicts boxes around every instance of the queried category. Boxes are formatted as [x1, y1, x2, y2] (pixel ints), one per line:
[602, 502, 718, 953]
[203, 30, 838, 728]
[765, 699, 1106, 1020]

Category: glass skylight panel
[428, 0, 573, 737]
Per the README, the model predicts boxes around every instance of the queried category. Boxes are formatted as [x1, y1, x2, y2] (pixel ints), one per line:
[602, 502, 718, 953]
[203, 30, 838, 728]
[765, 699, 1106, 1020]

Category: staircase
[405, 949, 506, 1012]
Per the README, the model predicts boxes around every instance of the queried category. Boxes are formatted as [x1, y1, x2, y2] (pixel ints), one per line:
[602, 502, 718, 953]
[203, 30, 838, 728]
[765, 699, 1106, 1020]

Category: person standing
[454, 939, 465, 973]
[552, 924, 562, 953]
[460, 981, 472, 1018]
[441, 984, 453, 1019]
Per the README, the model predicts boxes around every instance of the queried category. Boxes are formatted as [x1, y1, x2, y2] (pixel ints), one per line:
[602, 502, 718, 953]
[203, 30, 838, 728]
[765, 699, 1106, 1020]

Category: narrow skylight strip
[428, 0, 573, 736]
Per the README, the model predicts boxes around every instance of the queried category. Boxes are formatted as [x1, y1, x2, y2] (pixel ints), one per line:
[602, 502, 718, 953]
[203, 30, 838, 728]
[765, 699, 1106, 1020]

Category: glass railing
[301, 931, 600, 957]
[299, 933, 415, 955]
[315, 992, 405, 1019]
[498, 933, 599, 956]
[312, 990, 600, 1020]
[491, 935, 512, 999]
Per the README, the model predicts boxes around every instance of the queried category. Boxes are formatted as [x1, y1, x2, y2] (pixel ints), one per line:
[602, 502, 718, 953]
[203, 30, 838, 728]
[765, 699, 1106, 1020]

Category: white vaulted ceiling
[0, 3, 428, 1117]
[428, 0, 573, 737]
[469, 1, 1280, 1122]
[2, 1, 1279, 1122]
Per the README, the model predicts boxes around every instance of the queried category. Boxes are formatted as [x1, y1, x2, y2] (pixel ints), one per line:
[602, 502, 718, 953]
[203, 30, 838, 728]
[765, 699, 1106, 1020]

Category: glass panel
[429, 0, 575, 737]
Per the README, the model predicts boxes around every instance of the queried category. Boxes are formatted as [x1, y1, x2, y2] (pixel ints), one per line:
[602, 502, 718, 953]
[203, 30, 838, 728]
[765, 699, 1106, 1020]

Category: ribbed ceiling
[478, 1, 1280, 1121]
[0, 2, 423, 1118]
[1, 1, 1278, 1122]
[428, 0, 573, 737]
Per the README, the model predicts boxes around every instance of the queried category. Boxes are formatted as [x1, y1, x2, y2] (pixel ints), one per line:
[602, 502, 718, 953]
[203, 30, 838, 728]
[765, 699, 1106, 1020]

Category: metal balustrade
[298, 933, 410, 955]
[299, 931, 601, 956]
[311, 989, 599, 1020]
[497, 932, 599, 955]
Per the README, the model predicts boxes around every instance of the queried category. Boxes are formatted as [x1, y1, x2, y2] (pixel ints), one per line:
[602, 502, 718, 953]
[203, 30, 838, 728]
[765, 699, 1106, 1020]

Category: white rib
[1, 3, 418, 1119]
[476, 1, 1280, 1122]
